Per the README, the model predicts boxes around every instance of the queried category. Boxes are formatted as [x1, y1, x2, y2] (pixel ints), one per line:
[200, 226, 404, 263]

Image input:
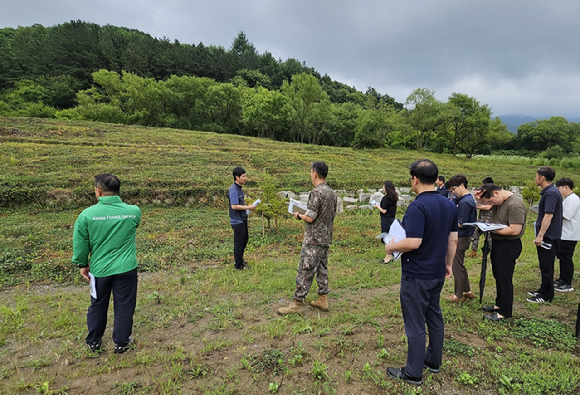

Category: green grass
[1, 117, 580, 394]
[2, 116, 576, 208]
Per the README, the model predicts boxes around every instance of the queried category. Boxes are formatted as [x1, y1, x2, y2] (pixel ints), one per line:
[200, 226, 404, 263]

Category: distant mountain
[495, 114, 538, 134]
[495, 114, 580, 134]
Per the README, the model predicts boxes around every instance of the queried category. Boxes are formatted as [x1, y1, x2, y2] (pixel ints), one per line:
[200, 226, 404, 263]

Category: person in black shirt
[435, 176, 448, 197]
[446, 175, 477, 301]
[527, 166, 563, 303]
[373, 180, 398, 263]
[384, 160, 458, 385]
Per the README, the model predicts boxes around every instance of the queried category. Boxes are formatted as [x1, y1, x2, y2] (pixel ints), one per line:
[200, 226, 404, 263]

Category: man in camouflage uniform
[278, 161, 337, 315]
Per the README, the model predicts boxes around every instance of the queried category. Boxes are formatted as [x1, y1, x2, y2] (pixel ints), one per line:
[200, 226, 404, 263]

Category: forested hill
[1, 21, 580, 157]
[0, 20, 400, 109]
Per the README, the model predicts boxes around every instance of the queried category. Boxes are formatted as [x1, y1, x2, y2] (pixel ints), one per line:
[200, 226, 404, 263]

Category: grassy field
[2, 117, 573, 208]
[1, 117, 579, 394]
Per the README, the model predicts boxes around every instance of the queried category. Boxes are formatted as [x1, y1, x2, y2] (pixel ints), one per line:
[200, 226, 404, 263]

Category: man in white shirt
[555, 178, 580, 292]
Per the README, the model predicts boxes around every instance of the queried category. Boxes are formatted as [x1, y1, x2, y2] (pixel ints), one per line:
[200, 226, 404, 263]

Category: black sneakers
[554, 283, 574, 292]
[386, 367, 423, 385]
[526, 295, 550, 304]
[423, 361, 440, 373]
[88, 341, 102, 353]
[114, 338, 134, 354]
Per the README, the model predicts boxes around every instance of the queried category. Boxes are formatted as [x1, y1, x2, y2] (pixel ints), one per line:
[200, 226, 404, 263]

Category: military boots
[310, 294, 328, 311]
[277, 299, 303, 315]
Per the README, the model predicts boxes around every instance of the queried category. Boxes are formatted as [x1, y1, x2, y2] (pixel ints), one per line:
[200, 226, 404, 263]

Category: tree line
[1, 21, 579, 156]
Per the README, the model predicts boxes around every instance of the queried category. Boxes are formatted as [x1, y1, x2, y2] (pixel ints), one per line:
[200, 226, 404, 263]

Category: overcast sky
[2, 0, 579, 117]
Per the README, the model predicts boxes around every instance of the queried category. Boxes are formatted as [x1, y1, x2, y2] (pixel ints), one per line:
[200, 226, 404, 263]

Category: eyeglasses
[408, 176, 414, 184]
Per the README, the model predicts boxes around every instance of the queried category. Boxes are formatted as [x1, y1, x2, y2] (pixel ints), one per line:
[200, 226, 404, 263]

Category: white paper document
[370, 200, 379, 206]
[375, 219, 406, 260]
[246, 199, 261, 214]
[462, 222, 508, 232]
[89, 272, 97, 299]
[288, 198, 308, 215]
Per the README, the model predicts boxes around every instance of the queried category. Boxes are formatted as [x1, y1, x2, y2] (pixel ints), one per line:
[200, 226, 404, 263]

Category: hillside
[0, 117, 564, 208]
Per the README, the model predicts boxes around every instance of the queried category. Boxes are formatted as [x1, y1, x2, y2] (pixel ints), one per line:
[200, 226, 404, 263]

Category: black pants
[86, 268, 137, 345]
[490, 238, 522, 318]
[557, 240, 577, 286]
[400, 275, 445, 378]
[232, 221, 248, 268]
[537, 238, 560, 301]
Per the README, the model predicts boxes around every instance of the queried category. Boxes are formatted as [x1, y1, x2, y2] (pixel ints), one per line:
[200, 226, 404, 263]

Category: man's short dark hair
[537, 166, 556, 182]
[233, 167, 246, 181]
[448, 175, 468, 188]
[311, 161, 328, 179]
[410, 159, 439, 185]
[482, 177, 494, 184]
[556, 177, 575, 189]
[477, 183, 501, 199]
[94, 174, 121, 194]
[437, 176, 445, 182]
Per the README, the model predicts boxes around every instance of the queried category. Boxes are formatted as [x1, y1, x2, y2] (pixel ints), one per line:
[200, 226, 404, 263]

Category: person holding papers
[72, 174, 141, 354]
[446, 175, 477, 302]
[278, 161, 337, 315]
[473, 183, 527, 321]
[527, 166, 562, 304]
[384, 160, 458, 385]
[373, 180, 398, 263]
[228, 167, 256, 270]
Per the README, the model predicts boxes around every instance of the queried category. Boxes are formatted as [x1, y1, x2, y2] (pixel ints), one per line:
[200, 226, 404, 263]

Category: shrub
[520, 181, 541, 208]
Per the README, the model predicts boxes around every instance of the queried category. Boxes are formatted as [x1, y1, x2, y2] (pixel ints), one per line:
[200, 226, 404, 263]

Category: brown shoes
[277, 299, 303, 315]
[446, 294, 465, 302]
[310, 294, 328, 311]
[466, 249, 478, 258]
[463, 292, 475, 299]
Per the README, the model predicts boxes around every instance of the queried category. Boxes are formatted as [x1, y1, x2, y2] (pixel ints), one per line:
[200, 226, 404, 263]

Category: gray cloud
[2, 0, 579, 117]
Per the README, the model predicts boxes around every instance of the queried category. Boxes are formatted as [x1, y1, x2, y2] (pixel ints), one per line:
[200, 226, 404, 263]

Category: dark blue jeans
[232, 221, 249, 268]
[400, 275, 445, 378]
[86, 268, 137, 345]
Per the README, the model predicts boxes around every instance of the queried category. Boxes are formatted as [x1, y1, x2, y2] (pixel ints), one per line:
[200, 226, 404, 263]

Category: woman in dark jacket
[373, 180, 398, 263]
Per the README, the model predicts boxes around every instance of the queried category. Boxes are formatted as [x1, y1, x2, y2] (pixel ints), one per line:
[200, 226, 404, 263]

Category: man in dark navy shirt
[228, 167, 256, 270]
[527, 166, 562, 303]
[446, 175, 477, 301]
[385, 160, 458, 385]
[435, 175, 448, 197]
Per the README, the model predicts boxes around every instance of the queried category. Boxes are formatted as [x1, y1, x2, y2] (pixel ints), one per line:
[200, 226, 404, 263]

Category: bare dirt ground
[1, 264, 579, 395]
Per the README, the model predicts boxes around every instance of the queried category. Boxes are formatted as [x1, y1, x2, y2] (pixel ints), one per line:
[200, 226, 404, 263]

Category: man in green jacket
[72, 174, 141, 354]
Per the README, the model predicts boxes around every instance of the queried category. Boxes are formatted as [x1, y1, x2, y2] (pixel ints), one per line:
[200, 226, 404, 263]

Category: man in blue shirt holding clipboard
[384, 159, 458, 385]
[228, 167, 256, 270]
